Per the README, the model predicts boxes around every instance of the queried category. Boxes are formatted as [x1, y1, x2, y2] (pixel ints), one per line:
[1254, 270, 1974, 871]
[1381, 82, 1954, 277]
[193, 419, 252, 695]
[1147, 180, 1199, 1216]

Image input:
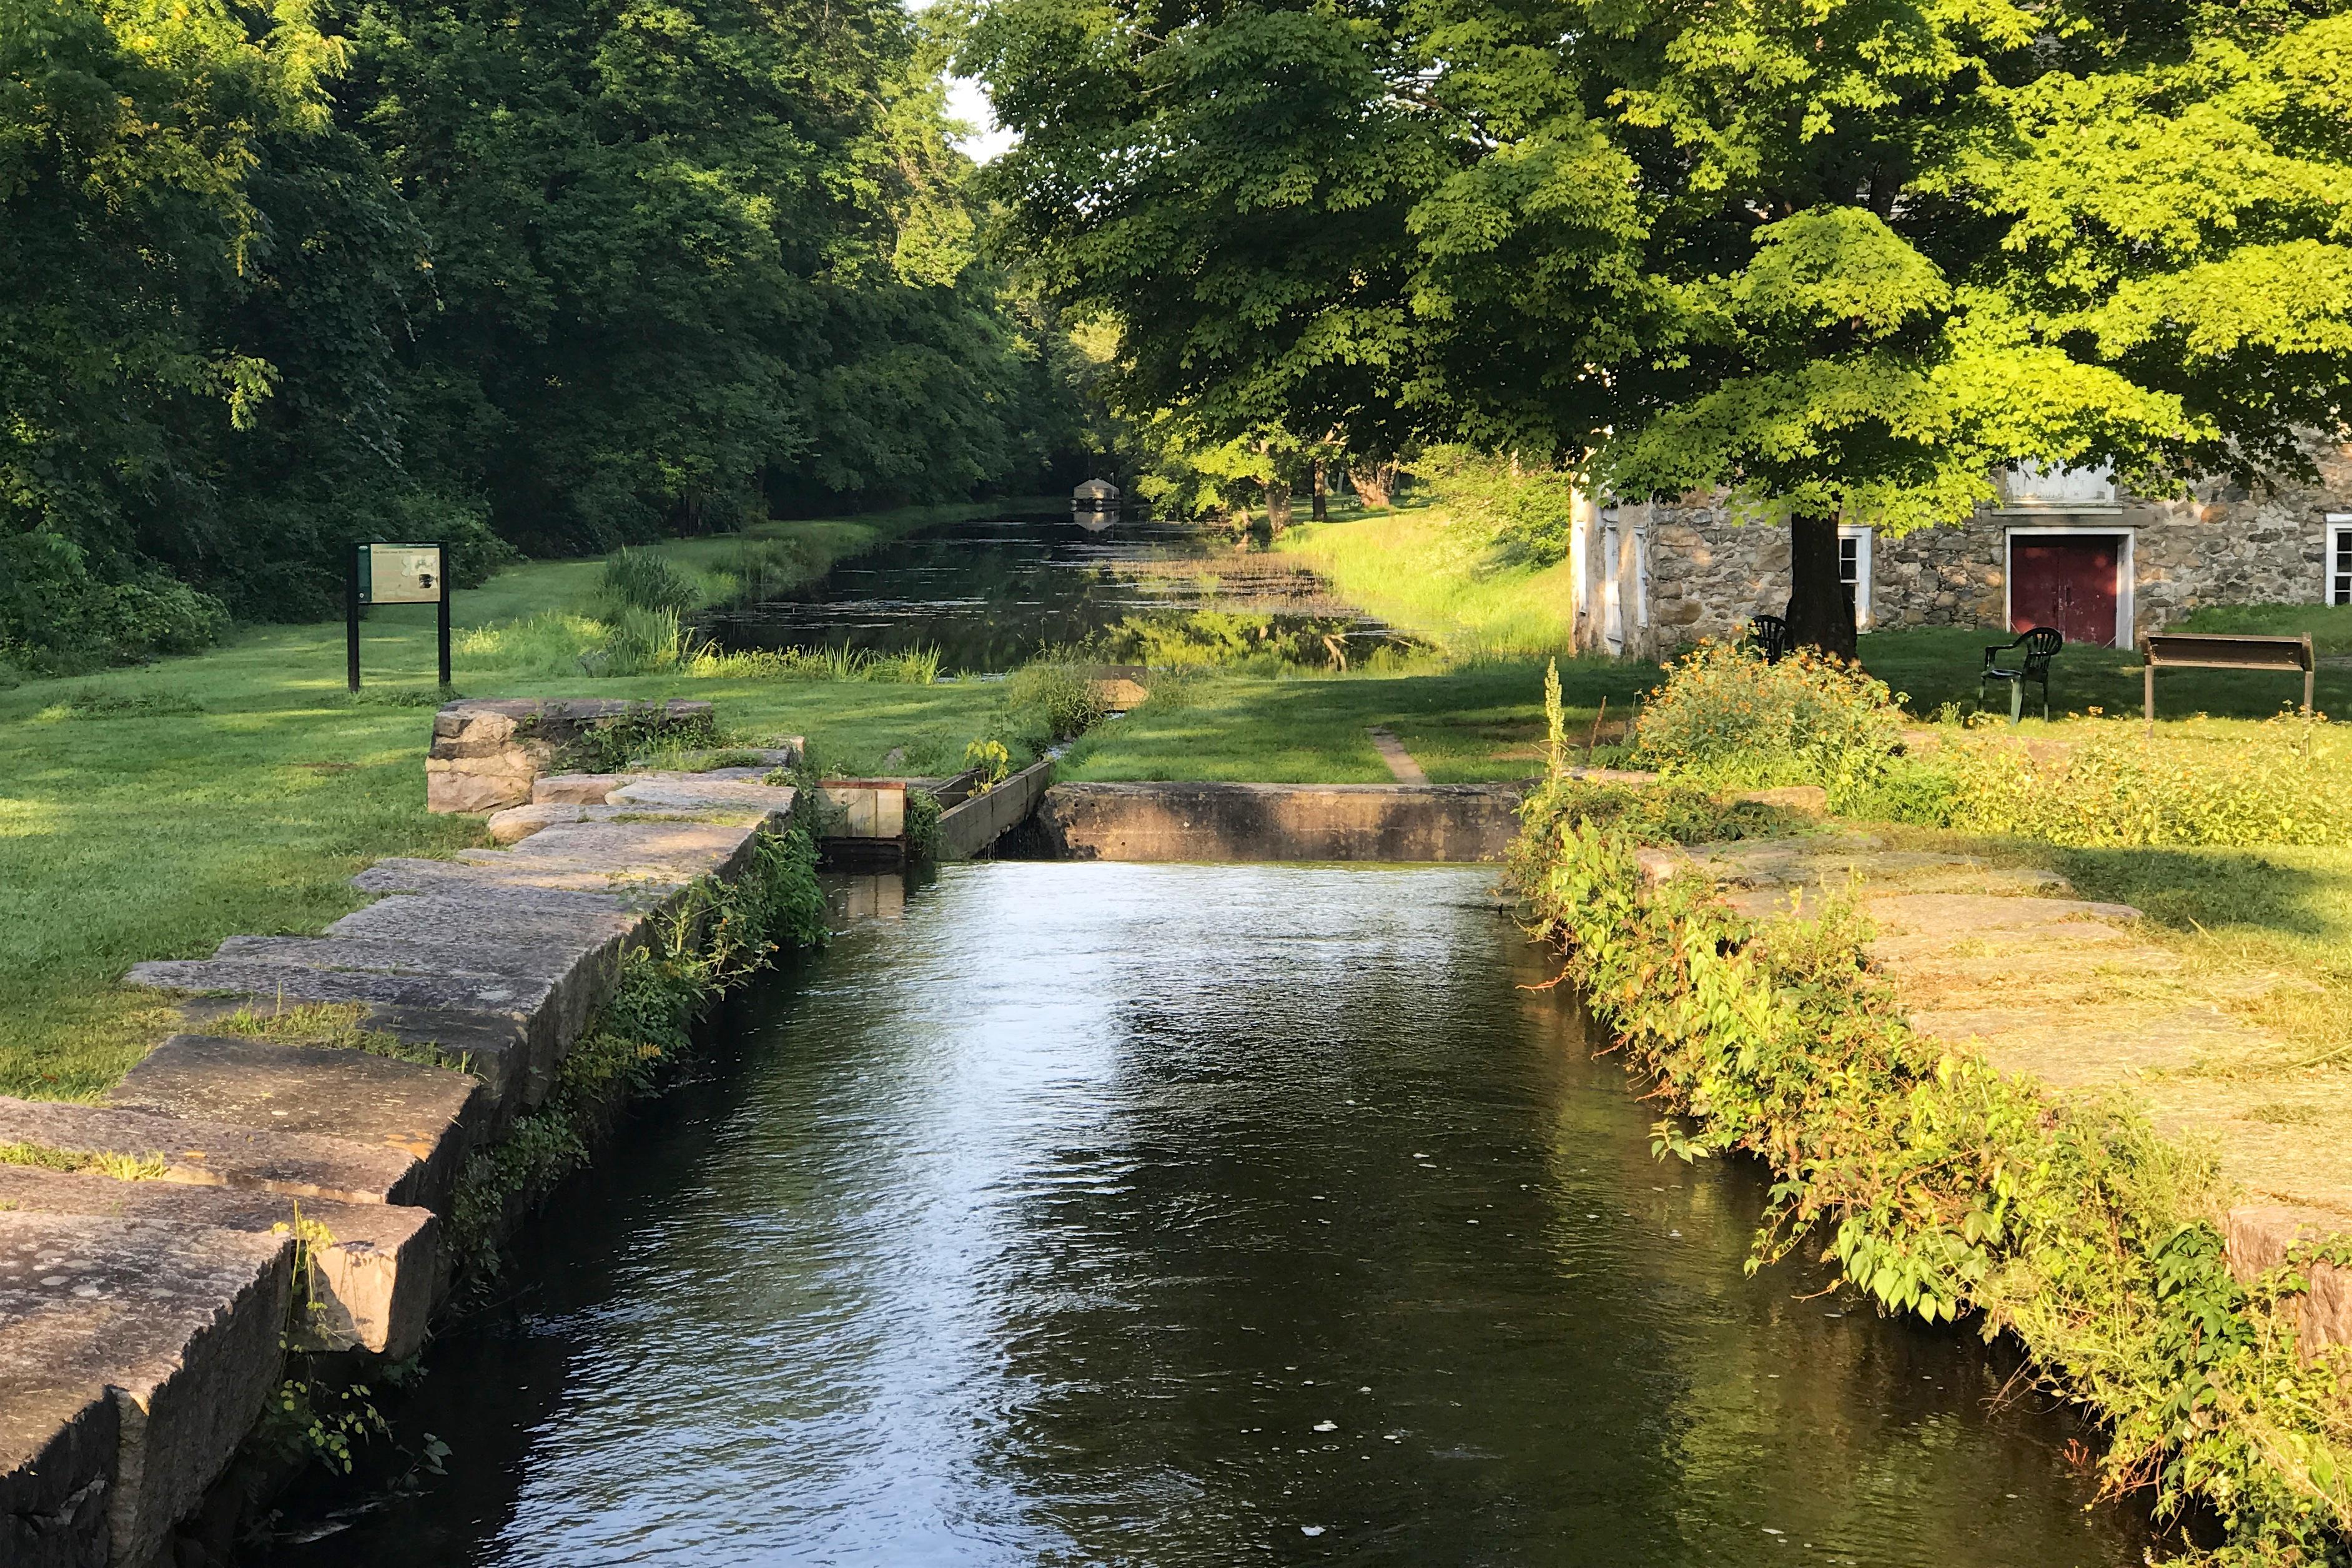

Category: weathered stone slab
[0, 1168, 435, 1359]
[485, 800, 768, 844]
[106, 1035, 485, 1215]
[485, 802, 634, 844]
[205, 935, 623, 1059]
[491, 818, 759, 873]
[606, 777, 794, 814]
[0, 1381, 113, 1568]
[1036, 782, 1524, 863]
[172, 997, 535, 1118]
[128, 959, 579, 1110]
[325, 889, 645, 951]
[352, 857, 684, 906]
[0, 1098, 420, 1207]
[211, 933, 600, 984]
[426, 698, 714, 814]
[530, 772, 628, 806]
[0, 1213, 292, 1568]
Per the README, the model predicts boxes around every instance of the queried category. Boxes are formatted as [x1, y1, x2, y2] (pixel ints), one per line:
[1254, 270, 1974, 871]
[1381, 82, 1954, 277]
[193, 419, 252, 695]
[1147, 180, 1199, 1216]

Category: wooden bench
[2142, 632, 2314, 729]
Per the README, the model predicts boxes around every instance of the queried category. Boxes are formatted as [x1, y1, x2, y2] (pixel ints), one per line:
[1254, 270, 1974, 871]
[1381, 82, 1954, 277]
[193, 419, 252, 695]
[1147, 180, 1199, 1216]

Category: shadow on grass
[2048, 842, 2352, 947]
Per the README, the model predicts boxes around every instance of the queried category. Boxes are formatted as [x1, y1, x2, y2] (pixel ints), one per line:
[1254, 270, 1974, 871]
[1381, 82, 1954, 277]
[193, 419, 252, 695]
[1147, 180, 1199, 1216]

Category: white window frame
[2328, 515, 2352, 605]
[2003, 526, 2135, 648]
[1631, 522, 1650, 630]
[1837, 525, 1874, 629]
[1599, 522, 1623, 654]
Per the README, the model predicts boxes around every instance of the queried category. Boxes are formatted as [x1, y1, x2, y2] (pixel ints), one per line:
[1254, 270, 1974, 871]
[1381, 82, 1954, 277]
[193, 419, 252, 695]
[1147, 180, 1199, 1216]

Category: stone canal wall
[0, 733, 810, 1567]
[1035, 782, 1525, 862]
[1516, 807, 2352, 1554]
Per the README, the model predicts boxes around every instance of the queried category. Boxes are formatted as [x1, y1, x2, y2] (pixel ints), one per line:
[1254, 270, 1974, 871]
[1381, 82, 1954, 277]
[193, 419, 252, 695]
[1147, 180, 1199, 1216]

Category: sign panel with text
[358, 544, 445, 605]
[348, 541, 452, 691]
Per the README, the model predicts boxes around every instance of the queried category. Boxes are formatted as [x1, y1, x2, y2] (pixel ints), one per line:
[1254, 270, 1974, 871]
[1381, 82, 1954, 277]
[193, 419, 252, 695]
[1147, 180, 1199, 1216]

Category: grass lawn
[0, 503, 1022, 1101]
[1270, 506, 1577, 658]
[1857, 623, 2352, 719]
[23, 478, 2352, 1105]
[1059, 658, 1653, 782]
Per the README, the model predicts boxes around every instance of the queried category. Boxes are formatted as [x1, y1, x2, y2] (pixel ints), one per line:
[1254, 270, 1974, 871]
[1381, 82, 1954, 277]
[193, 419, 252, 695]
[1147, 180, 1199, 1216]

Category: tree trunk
[1350, 461, 1394, 508]
[1784, 506, 1856, 660]
[1311, 458, 1327, 521]
[1265, 475, 1293, 531]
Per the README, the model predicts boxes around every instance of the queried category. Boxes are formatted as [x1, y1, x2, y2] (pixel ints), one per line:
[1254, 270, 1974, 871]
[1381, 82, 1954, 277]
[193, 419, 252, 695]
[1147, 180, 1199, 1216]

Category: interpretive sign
[358, 544, 444, 605]
[348, 541, 452, 691]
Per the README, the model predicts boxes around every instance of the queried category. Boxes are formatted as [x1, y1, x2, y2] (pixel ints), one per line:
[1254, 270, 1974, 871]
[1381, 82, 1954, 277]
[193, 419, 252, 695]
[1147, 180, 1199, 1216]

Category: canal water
[701, 506, 1400, 672]
[267, 864, 2153, 1566]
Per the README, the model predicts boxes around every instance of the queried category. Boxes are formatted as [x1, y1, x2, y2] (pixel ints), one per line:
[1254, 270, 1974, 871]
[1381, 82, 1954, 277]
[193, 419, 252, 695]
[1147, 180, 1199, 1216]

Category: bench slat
[2142, 632, 2315, 728]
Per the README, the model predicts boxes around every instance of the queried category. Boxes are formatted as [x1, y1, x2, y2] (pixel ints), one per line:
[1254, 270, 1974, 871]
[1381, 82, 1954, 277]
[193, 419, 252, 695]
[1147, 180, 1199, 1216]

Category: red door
[2009, 535, 2121, 646]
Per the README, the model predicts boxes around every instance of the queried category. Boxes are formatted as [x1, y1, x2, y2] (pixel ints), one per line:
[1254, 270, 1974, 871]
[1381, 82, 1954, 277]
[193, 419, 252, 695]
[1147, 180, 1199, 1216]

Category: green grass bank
[0, 504, 1024, 1100]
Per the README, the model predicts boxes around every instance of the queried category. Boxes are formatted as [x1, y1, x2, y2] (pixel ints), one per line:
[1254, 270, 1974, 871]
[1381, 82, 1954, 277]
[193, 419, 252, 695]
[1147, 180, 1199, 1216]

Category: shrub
[1518, 777, 1804, 847]
[1631, 641, 1904, 802]
[1005, 661, 1107, 742]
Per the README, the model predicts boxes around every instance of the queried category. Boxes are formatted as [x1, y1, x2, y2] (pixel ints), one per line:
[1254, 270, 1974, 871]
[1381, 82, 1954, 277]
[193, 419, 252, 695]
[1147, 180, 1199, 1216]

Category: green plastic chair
[1982, 627, 2062, 722]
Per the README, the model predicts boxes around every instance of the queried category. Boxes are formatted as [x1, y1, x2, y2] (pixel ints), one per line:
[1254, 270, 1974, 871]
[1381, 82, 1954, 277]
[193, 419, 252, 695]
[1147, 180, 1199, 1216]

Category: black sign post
[348, 542, 451, 692]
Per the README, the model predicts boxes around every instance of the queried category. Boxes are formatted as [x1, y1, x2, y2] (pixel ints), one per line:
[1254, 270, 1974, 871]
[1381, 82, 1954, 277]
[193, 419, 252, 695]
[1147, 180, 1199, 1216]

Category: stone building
[1568, 446, 2352, 658]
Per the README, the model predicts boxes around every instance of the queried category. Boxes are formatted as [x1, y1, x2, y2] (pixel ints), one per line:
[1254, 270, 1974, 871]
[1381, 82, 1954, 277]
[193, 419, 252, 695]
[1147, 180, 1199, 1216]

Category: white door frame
[2004, 526, 2135, 648]
[2327, 515, 2352, 604]
[1838, 524, 1874, 629]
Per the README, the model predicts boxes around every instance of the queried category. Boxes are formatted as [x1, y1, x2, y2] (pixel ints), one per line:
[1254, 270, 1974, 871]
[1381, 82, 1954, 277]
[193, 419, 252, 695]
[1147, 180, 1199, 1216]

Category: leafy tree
[0, 0, 337, 658]
[961, 0, 1436, 511]
[2, 0, 1094, 669]
[976, 0, 2352, 658]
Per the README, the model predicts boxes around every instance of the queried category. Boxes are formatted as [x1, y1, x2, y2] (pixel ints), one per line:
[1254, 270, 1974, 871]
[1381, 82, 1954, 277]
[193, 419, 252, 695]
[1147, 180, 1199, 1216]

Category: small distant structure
[1072, 477, 1121, 510]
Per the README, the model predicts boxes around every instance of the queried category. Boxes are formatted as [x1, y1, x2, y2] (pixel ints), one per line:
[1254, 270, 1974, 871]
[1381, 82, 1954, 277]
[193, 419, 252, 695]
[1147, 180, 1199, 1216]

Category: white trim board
[2004, 526, 2135, 648]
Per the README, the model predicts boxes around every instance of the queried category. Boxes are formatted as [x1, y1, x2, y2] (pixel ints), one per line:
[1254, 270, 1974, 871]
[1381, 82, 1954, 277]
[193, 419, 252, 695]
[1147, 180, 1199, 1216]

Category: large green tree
[2, 0, 1094, 668]
[974, 0, 2352, 656]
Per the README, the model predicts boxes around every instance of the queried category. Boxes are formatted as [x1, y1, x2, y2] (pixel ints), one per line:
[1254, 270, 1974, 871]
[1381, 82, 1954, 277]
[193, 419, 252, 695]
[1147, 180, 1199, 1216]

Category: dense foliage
[1631, 641, 1906, 797]
[969, 0, 2352, 649]
[1, 0, 1090, 669]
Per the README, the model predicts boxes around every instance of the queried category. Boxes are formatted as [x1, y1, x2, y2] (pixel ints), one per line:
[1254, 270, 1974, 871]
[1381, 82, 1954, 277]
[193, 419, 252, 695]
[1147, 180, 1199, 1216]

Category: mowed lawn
[0, 512, 1018, 1102]
[1060, 659, 1653, 783]
[21, 478, 2352, 1105]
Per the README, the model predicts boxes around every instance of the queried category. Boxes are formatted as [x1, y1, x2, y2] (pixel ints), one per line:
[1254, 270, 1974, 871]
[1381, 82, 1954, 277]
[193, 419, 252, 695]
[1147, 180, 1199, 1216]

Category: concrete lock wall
[1035, 783, 1524, 863]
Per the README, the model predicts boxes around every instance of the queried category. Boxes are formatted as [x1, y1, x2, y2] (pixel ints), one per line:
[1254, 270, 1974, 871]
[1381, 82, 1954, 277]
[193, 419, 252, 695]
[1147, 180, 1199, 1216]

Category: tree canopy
[971, 0, 2352, 653]
[1, 0, 1090, 667]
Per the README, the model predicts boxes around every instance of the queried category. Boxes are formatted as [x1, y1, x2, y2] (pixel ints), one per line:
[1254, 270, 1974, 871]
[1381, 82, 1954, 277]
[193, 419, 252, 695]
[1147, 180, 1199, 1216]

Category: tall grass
[598, 548, 703, 616]
[683, 642, 941, 684]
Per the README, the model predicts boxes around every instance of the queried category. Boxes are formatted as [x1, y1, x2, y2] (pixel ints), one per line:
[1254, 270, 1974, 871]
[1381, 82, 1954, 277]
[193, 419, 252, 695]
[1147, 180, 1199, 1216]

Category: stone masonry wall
[1636, 442, 2351, 652]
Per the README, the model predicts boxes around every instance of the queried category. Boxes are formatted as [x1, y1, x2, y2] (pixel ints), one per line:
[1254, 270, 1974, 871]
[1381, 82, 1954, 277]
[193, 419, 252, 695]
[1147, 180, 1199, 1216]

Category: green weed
[1509, 808, 2352, 1558]
[47, 686, 206, 719]
[0, 1140, 166, 1180]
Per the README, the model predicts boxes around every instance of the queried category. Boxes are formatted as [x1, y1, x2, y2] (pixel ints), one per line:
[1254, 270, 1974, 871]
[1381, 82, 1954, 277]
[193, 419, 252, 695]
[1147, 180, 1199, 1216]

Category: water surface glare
[284, 864, 2150, 1566]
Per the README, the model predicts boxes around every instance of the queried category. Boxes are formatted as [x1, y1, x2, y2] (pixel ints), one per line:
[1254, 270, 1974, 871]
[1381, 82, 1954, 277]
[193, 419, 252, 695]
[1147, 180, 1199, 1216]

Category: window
[2330, 516, 2352, 605]
[1837, 525, 1874, 628]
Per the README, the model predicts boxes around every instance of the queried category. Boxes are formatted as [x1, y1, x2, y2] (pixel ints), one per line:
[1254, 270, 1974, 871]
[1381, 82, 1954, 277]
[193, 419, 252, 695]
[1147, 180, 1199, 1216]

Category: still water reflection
[701, 508, 1399, 673]
[271, 864, 2151, 1566]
